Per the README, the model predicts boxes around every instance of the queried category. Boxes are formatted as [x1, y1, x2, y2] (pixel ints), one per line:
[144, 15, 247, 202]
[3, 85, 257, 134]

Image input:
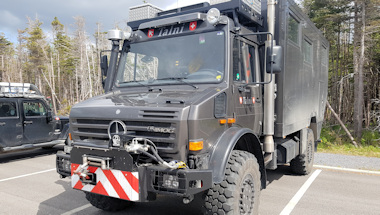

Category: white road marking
[279, 169, 322, 215]
[61, 203, 92, 215]
[0, 168, 56, 182]
[314, 165, 380, 175]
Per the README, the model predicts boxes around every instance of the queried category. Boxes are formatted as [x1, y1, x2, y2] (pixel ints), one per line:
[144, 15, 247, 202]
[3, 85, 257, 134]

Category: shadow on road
[0, 145, 63, 163]
[266, 165, 298, 186]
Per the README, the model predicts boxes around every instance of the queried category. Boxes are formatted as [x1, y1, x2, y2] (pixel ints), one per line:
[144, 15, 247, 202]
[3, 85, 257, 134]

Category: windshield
[115, 31, 225, 88]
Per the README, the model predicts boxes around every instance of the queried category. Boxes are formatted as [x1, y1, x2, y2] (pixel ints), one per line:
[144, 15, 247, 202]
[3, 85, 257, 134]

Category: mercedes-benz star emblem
[108, 120, 127, 147]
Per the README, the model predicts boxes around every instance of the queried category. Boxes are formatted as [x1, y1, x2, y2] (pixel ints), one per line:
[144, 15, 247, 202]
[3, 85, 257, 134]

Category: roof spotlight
[123, 26, 133, 40]
[207, 8, 221, 25]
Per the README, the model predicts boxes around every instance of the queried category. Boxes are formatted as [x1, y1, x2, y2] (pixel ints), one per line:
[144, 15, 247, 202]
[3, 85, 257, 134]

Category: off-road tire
[290, 128, 315, 175]
[85, 192, 133, 211]
[204, 150, 261, 215]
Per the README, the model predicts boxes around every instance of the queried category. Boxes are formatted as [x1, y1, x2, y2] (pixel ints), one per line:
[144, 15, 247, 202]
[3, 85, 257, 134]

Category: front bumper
[56, 147, 212, 202]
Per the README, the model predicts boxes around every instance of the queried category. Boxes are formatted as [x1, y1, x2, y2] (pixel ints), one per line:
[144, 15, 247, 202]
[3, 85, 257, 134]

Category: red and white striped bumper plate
[71, 163, 139, 201]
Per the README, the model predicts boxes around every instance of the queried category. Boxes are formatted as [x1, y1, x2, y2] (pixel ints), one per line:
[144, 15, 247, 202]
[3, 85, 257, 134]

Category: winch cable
[133, 138, 187, 169]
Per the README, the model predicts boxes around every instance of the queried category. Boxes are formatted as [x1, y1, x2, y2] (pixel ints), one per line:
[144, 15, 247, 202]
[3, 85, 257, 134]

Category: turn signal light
[227, 118, 236, 124]
[219, 119, 227, 125]
[189, 140, 204, 151]
[69, 133, 73, 141]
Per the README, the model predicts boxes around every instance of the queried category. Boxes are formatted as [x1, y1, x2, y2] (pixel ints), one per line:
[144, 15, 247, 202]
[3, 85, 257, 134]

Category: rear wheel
[204, 150, 261, 215]
[85, 192, 133, 211]
[291, 128, 315, 175]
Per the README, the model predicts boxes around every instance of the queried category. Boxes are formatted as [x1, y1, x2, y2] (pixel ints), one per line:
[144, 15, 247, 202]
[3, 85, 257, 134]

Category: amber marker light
[219, 119, 227, 125]
[228, 118, 236, 124]
[69, 133, 73, 141]
[189, 140, 204, 151]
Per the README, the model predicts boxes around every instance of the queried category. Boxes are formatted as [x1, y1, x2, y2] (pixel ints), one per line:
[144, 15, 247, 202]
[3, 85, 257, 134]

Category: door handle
[24, 121, 33, 125]
[0, 122, 5, 126]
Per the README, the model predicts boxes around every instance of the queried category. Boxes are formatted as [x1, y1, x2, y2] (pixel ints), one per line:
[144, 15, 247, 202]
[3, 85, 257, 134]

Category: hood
[73, 87, 222, 109]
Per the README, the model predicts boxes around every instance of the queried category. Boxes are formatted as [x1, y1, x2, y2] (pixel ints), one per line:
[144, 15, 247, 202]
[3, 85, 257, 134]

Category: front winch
[74, 155, 112, 178]
[126, 137, 187, 170]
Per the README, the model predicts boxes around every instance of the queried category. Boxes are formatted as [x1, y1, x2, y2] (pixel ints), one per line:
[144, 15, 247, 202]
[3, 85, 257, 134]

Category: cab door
[22, 100, 54, 144]
[232, 38, 263, 135]
[0, 100, 23, 148]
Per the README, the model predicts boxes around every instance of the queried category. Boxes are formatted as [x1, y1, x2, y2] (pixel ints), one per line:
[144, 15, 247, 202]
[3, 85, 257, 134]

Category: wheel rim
[239, 174, 255, 214]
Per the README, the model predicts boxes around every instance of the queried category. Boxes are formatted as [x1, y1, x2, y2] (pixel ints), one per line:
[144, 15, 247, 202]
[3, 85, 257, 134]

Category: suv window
[23, 101, 47, 117]
[0, 102, 17, 117]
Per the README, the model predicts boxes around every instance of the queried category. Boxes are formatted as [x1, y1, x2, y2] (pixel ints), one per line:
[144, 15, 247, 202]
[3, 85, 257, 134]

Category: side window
[303, 39, 313, 64]
[233, 39, 259, 83]
[24, 101, 47, 117]
[0, 102, 17, 117]
[233, 39, 245, 82]
[288, 14, 300, 44]
[247, 45, 257, 83]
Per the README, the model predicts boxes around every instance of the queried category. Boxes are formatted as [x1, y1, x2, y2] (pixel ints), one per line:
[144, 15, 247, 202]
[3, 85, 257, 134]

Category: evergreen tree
[25, 17, 47, 89]
[0, 33, 13, 80]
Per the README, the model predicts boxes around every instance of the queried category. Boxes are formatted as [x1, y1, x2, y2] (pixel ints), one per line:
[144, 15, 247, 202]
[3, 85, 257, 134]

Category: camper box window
[288, 14, 300, 44]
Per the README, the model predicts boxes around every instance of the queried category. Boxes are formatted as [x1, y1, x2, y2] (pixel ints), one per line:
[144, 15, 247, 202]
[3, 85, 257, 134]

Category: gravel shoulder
[314, 152, 380, 171]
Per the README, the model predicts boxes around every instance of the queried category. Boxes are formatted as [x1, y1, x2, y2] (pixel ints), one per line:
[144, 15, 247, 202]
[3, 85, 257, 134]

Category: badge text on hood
[147, 126, 175, 134]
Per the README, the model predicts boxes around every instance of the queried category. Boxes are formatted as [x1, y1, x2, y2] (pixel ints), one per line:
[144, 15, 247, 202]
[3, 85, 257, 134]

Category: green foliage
[51, 17, 77, 76]
[0, 33, 13, 55]
[319, 125, 380, 158]
[57, 99, 71, 115]
[361, 130, 380, 146]
[320, 125, 347, 145]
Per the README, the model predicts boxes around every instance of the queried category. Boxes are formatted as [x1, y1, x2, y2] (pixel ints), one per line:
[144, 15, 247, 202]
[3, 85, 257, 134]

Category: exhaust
[263, 0, 277, 153]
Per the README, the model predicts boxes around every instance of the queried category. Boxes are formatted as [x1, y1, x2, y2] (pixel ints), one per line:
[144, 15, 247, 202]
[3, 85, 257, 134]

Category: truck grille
[139, 110, 178, 119]
[72, 110, 179, 149]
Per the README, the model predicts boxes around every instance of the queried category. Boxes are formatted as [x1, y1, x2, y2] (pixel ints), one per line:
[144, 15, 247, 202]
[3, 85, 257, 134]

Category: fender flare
[208, 127, 266, 188]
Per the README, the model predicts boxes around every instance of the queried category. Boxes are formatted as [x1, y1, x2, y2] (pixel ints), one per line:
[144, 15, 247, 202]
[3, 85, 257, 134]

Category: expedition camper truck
[56, 0, 329, 214]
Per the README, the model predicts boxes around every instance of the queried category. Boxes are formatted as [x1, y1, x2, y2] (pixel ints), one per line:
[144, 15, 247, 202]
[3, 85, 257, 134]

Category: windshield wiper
[120, 80, 152, 90]
[155, 77, 198, 89]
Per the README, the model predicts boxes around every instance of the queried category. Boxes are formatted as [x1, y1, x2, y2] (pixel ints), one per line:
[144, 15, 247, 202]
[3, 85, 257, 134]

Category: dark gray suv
[0, 83, 69, 152]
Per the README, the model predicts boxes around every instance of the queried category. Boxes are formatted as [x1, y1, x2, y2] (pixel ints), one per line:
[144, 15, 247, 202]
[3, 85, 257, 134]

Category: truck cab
[0, 83, 69, 152]
[56, 0, 328, 214]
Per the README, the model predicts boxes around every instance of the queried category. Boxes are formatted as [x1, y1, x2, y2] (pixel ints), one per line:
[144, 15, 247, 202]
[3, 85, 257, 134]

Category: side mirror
[266, 46, 283, 74]
[101, 55, 108, 77]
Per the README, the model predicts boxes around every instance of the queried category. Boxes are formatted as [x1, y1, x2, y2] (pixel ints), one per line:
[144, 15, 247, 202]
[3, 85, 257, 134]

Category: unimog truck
[56, 0, 329, 214]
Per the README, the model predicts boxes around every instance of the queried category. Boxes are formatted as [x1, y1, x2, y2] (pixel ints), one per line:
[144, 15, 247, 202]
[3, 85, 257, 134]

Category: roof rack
[128, 0, 263, 30]
[0, 82, 44, 98]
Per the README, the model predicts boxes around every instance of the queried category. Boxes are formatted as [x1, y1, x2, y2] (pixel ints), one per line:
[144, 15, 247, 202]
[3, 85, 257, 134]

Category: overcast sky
[0, 0, 208, 43]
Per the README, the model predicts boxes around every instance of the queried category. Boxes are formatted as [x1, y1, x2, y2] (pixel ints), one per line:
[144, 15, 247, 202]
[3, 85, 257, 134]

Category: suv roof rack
[0, 82, 44, 98]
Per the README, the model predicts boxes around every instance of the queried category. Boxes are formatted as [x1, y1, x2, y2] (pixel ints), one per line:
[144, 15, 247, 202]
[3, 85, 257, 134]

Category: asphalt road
[1, 147, 379, 215]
